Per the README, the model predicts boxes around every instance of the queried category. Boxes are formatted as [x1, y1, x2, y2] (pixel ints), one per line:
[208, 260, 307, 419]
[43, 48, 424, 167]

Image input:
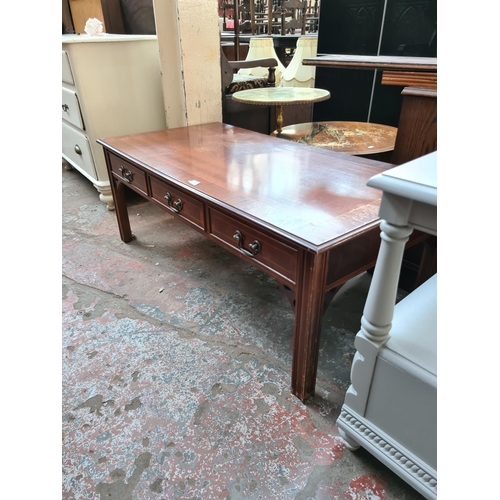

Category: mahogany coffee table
[97, 123, 425, 402]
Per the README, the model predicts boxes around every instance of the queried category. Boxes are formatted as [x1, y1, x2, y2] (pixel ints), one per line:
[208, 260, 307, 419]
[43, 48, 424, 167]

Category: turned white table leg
[343, 220, 414, 415]
[361, 220, 414, 343]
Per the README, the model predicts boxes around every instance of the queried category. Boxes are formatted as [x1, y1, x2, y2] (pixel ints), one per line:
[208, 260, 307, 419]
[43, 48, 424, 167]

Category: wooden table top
[271, 121, 398, 155]
[99, 122, 391, 250]
[302, 54, 437, 72]
[231, 87, 330, 106]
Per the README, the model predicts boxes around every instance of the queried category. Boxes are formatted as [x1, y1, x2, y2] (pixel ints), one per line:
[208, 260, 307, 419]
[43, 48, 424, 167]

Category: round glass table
[231, 87, 330, 134]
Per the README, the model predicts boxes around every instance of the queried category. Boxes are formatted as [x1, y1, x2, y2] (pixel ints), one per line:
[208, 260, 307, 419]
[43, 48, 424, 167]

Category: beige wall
[152, 0, 222, 128]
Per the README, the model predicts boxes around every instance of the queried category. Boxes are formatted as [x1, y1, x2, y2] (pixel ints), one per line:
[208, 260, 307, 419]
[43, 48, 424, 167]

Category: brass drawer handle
[74, 145, 82, 155]
[233, 230, 261, 258]
[62, 104, 69, 112]
[118, 166, 133, 183]
[164, 192, 183, 213]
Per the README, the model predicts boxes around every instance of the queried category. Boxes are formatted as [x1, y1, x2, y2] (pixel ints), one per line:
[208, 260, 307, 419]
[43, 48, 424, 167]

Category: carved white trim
[337, 407, 437, 499]
[343, 334, 380, 414]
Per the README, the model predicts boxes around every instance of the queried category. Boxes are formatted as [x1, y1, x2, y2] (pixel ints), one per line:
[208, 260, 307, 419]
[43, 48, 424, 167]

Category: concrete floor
[62, 164, 424, 500]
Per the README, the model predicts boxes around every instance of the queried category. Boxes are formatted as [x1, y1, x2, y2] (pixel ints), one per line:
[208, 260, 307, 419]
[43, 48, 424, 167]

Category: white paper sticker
[188, 180, 200, 185]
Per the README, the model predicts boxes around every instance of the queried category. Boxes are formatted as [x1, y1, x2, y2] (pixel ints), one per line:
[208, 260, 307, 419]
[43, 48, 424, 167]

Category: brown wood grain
[381, 71, 437, 89]
[292, 249, 328, 401]
[391, 87, 437, 165]
[98, 123, 390, 251]
[104, 150, 133, 242]
[221, 43, 250, 62]
[149, 174, 206, 231]
[98, 123, 400, 402]
[302, 54, 437, 72]
[109, 153, 148, 197]
[208, 206, 299, 286]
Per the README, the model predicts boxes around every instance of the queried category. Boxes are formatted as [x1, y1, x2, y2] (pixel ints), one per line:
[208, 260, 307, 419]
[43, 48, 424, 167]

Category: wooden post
[234, 0, 241, 60]
[250, 0, 256, 34]
[267, 0, 272, 34]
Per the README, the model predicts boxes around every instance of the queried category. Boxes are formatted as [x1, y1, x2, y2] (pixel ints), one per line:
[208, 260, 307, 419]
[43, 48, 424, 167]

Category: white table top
[62, 34, 157, 44]
[367, 151, 437, 206]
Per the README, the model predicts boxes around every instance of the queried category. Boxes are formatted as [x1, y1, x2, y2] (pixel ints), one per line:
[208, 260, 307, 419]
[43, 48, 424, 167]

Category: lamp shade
[280, 37, 318, 88]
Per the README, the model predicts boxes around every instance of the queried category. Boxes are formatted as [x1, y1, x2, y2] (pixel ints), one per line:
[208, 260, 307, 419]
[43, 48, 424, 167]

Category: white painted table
[336, 151, 437, 500]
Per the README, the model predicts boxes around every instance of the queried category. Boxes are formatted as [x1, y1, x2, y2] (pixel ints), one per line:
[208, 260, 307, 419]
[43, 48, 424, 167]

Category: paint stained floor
[62, 164, 424, 500]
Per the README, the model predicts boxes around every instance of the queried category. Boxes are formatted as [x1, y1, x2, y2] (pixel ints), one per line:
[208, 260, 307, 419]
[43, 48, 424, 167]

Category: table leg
[280, 283, 341, 315]
[110, 178, 133, 243]
[343, 221, 413, 414]
[291, 250, 328, 402]
[276, 105, 284, 134]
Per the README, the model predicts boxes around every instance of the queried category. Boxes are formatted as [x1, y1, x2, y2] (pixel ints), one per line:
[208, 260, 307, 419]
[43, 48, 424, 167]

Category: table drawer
[150, 176, 205, 230]
[109, 154, 148, 196]
[209, 208, 298, 285]
[62, 87, 84, 129]
[62, 122, 97, 180]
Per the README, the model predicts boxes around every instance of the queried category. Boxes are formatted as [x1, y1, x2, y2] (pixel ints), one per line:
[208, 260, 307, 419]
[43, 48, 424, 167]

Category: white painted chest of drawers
[62, 34, 166, 209]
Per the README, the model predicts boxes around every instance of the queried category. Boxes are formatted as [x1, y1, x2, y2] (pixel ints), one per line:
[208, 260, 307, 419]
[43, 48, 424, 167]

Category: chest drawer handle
[62, 104, 69, 112]
[233, 230, 261, 258]
[118, 166, 133, 183]
[74, 145, 82, 155]
[164, 192, 183, 213]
